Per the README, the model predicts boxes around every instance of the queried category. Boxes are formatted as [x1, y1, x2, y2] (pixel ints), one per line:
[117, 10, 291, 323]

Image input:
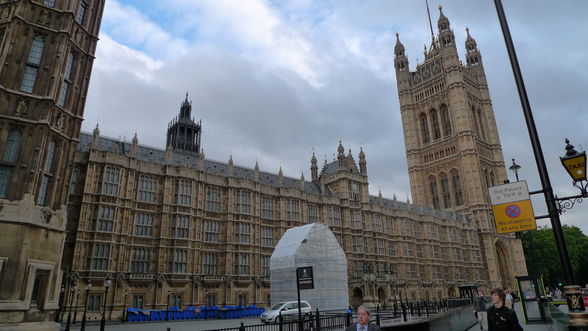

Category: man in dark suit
[345, 305, 381, 331]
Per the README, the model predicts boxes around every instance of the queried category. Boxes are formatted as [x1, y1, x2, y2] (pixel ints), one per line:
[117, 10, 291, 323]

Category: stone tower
[0, 0, 105, 327]
[394, 7, 526, 290]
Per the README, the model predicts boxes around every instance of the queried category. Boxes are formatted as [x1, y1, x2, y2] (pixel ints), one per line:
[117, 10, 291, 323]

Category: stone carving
[15, 99, 27, 116]
[41, 207, 55, 224]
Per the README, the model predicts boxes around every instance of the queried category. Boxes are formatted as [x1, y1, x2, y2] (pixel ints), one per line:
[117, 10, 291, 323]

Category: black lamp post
[80, 282, 91, 331]
[73, 287, 80, 324]
[509, 158, 521, 182]
[55, 285, 65, 323]
[65, 282, 77, 331]
[100, 276, 112, 331]
[121, 290, 129, 323]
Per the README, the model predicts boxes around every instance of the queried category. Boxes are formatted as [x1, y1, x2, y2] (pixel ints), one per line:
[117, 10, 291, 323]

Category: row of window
[419, 105, 452, 144]
[90, 244, 272, 277]
[40, 0, 88, 24]
[351, 261, 484, 281]
[429, 171, 464, 210]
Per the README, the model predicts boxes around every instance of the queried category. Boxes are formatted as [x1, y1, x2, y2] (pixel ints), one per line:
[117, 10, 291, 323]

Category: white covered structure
[270, 223, 349, 311]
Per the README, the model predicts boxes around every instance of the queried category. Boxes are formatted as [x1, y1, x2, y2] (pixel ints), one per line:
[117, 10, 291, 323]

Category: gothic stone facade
[60, 97, 486, 322]
[0, 0, 105, 326]
[393, 7, 527, 291]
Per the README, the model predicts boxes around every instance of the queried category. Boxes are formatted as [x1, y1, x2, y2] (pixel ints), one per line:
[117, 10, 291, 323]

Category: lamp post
[80, 282, 91, 331]
[100, 276, 112, 331]
[55, 285, 65, 323]
[121, 290, 129, 323]
[73, 287, 80, 324]
[65, 282, 77, 331]
[509, 158, 521, 182]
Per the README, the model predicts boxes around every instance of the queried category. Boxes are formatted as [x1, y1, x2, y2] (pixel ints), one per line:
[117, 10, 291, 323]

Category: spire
[254, 159, 259, 172]
[300, 172, 305, 190]
[311, 151, 318, 182]
[394, 32, 405, 57]
[465, 27, 481, 66]
[91, 123, 100, 148]
[131, 131, 138, 158]
[199, 148, 205, 170]
[228, 154, 233, 166]
[278, 166, 283, 186]
[437, 5, 449, 31]
[93, 122, 100, 136]
[337, 140, 345, 155]
[359, 147, 367, 176]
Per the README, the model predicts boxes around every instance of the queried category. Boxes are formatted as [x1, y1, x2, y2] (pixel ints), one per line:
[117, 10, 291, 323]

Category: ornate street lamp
[73, 287, 80, 324]
[80, 282, 91, 331]
[100, 276, 112, 331]
[55, 285, 65, 323]
[65, 281, 77, 331]
[555, 139, 588, 213]
[509, 158, 521, 182]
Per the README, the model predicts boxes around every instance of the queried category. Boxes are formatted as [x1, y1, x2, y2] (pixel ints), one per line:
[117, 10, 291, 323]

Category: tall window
[430, 177, 440, 209]
[96, 205, 115, 232]
[137, 175, 157, 203]
[328, 206, 341, 226]
[286, 199, 300, 221]
[102, 167, 120, 196]
[133, 213, 152, 237]
[416, 244, 424, 258]
[430, 110, 441, 140]
[477, 109, 486, 139]
[261, 255, 270, 277]
[307, 204, 318, 223]
[58, 52, 75, 107]
[452, 172, 464, 206]
[404, 242, 415, 257]
[261, 227, 273, 247]
[130, 248, 149, 273]
[205, 186, 221, 211]
[385, 217, 394, 235]
[352, 237, 366, 253]
[261, 196, 274, 219]
[441, 105, 452, 136]
[205, 294, 216, 307]
[172, 215, 190, 239]
[441, 174, 451, 208]
[235, 253, 250, 275]
[43, 0, 56, 7]
[420, 113, 430, 144]
[407, 264, 417, 279]
[38, 140, 56, 206]
[89, 243, 110, 270]
[401, 220, 412, 236]
[375, 239, 385, 255]
[171, 249, 187, 274]
[235, 190, 251, 214]
[373, 214, 383, 233]
[235, 222, 250, 244]
[76, 1, 88, 24]
[175, 179, 191, 206]
[203, 220, 219, 242]
[351, 211, 363, 229]
[21, 35, 44, 93]
[0, 130, 21, 198]
[132, 295, 144, 309]
[87, 295, 101, 311]
[388, 242, 396, 256]
[170, 294, 182, 308]
[202, 252, 218, 275]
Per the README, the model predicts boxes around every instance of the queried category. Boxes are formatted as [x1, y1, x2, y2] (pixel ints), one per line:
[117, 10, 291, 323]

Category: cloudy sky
[84, 0, 588, 233]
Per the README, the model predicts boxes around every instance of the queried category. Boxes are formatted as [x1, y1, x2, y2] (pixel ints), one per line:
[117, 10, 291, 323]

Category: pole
[493, 0, 574, 285]
[296, 269, 303, 331]
[81, 288, 89, 331]
[100, 286, 109, 331]
[73, 289, 80, 324]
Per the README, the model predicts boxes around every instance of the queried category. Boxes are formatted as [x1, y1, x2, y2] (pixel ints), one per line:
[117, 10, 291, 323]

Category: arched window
[3, 130, 22, 162]
[430, 109, 441, 140]
[472, 106, 479, 136]
[477, 108, 486, 139]
[451, 170, 464, 206]
[441, 174, 451, 208]
[490, 171, 496, 186]
[483, 169, 490, 189]
[440, 105, 452, 136]
[429, 176, 440, 209]
[420, 113, 430, 144]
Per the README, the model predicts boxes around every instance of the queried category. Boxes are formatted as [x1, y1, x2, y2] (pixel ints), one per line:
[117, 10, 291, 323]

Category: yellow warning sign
[489, 181, 537, 234]
[492, 200, 537, 233]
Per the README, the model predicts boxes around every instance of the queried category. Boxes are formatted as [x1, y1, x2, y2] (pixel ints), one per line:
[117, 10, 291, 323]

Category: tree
[521, 225, 588, 288]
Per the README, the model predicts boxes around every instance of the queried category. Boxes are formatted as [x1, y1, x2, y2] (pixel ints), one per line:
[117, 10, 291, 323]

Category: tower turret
[394, 33, 411, 92]
[310, 152, 318, 181]
[465, 27, 482, 67]
[437, 6, 458, 62]
[359, 147, 367, 176]
[166, 93, 202, 155]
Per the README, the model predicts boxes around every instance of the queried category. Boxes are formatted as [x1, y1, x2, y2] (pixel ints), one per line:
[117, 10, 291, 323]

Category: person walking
[487, 288, 522, 331]
[345, 305, 380, 331]
[505, 289, 513, 309]
[473, 290, 488, 331]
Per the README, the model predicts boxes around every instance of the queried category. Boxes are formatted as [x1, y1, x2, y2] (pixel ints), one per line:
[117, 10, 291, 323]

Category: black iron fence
[201, 299, 467, 331]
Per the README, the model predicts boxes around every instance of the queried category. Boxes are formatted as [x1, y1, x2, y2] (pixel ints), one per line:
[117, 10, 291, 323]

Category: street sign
[489, 181, 537, 233]
[296, 266, 314, 290]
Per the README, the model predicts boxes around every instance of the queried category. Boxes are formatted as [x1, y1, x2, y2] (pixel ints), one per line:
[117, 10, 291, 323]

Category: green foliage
[521, 225, 588, 288]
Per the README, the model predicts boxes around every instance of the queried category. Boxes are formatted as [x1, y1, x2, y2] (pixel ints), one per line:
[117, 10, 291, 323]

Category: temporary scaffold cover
[270, 223, 349, 310]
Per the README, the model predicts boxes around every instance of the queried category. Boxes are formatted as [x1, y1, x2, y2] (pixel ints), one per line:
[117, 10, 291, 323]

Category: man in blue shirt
[345, 305, 381, 331]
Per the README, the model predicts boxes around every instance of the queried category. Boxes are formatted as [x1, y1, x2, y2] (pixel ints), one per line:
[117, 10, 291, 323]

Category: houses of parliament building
[0, 2, 526, 327]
